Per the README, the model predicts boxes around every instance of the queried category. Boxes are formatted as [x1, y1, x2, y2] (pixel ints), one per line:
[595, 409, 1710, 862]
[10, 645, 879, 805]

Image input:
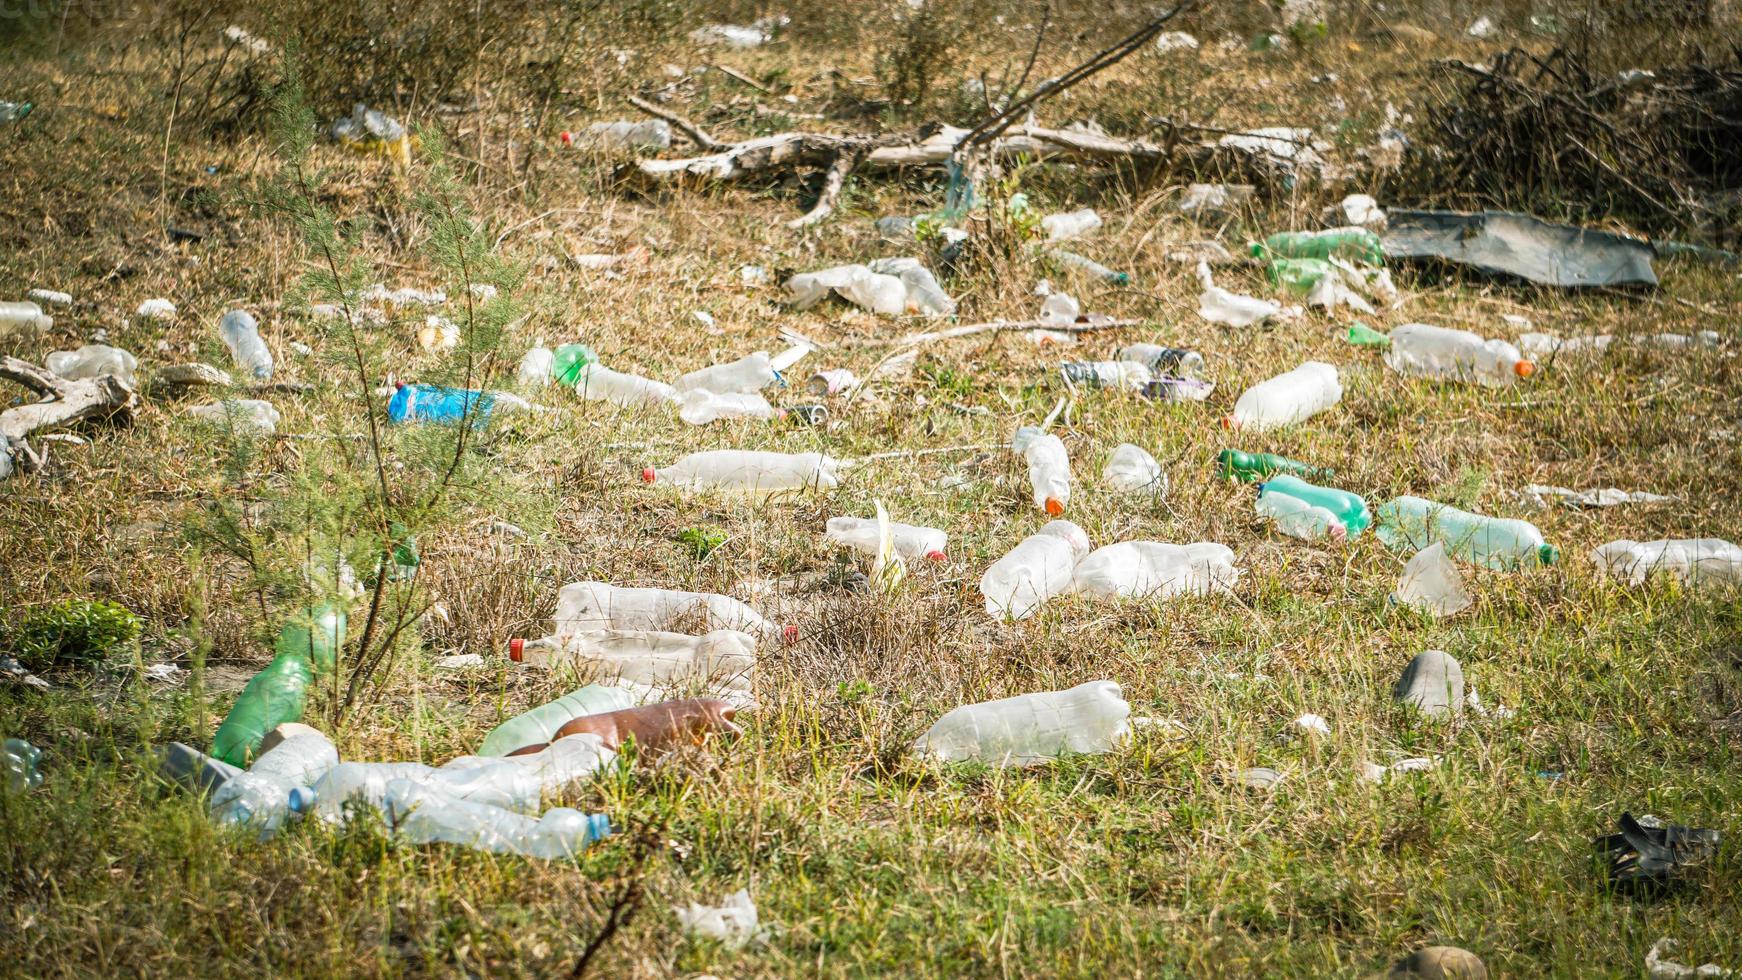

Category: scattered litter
[1165, 240, 1235, 264]
[1102, 444, 1165, 495]
[1292, 713, 1331, 736]
[1040, 208, 1102, 241]
[1466, 15, 1498, 38]
[222, 25, 270, 55]
[1179, 183, 1254, 215]
[364, 284, 447, 307]
[1361, 757, 1435, 782]
[1223, 361, 1341, 431]
[1646, 938, 1733, 980]
[1197, 261, 1283, 327]
[142, 663, 183, 683]
[434, 653, 485, 670]
[157, 363, 233, 389]
[1337, 194, 1387, 230]
[1591, 538, 1742, 588]
[806, 369, 858, 396]
[573, 248, 648, 271]
[689, 17, 785, 48]
[913, 680, 1131, 766]
[1519, 332, 1612, 358]
[567, 120, 671, 151]
[3, 738, 43, 792]
[328, 103, 414, 167]
[1596, 813, 1721, 894]
[1383, 210, 1658, 288]
[417, 315, 459, 351]
[136, 298, 177, 320]
[1153, 31, 1200, 52]
[1646, 331, 1723, 349]
[1386, 947, 1487, 979]
[1072, 541, 1238, 600]
[1392, 543, 1472, 616]
[1040, 293, 1081, 326]
[739, 265, 770, 285]
[674, 890, 765, 949]
[1215, 128, 1326, 178]
[981, 520, 1089, 619]
[189, 399, 281, 436]
[1377, 496, 1558, 569]
[1393, 650, 1464, 719]
[1520, 485, 1673, 509]
[1237, 766, 1284, 790]
[45, 344, 137, 387]
[27, 288, 72, 306]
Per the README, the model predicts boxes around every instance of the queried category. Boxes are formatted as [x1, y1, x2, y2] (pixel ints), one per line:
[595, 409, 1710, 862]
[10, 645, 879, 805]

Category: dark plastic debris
[1384, 210, 1658, 288]
[1594, 812, 1721, 893]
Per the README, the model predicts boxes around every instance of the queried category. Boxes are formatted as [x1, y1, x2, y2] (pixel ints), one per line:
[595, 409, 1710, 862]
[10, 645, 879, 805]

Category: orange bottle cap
[508, 638, 525, 662]
[1514, 359, 1535, 378]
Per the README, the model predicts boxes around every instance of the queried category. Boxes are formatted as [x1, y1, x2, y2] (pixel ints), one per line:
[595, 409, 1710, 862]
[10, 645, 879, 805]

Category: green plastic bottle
[551, 343, 599, 386]
[1345, 322, 1391, 347]
[1265, 257, 1332, 296]
[210, 605, 346, 767]
[1256, 474, 1372, 536]
[1252, 228, 1384, 265]
[1216, 449, 1329, 483]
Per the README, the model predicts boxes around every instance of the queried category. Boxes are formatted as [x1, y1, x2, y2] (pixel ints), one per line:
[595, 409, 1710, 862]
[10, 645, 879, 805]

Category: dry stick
[626, 94, 724, 151]
[863, 317, 1144, 347]
[787, 142, 869, 230]
[839, 444, 1005, 470]
[707, 62, 771, 94]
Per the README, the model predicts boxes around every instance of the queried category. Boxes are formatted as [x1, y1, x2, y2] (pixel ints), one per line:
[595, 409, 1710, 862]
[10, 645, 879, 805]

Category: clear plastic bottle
[45, 344, 137, 387]
[1050, 249, 1130, 285]
[642, 449, 840, 492]
[1256, 491, 1346, 542]
[979, 519, 1091, 620]
[156, 742, 243, 794]
[189, 398, 281, 435]
[1222, 361, 1342, 431]
[675, 352, 777, 394]
[1375, 495, 1559, 569]
[476, 684, 639, 757]
[1590, 538, 1742, 587]
[550, 581, 790, 642]
[1197, 261, 1281, 327]
[1040, 208, 1103, 241]
[219, 310, 274, 381]
[0, 300, 53, 338]
[3, 737, 43, 792]
[1256, 474, 1371, 536]
[1070, 541, 1238, 599]
[1058, 361, 1153, 391]
[387, 383, 495, 426]
[1118, 344, 1205, 378]
[209, 730, 338, 835]
[1012, 426, 1071, 516]
[787, 264, 907, 316]
[679, 390, 777, 425]
[576, 119, 672, 150]
[510, 629, 757, 703]
[1141, 377, 1216, 403]
[518, 346, 554, 387]
[1102, 444, 1165, 494]
[1252, 227, 1384, 264]
[382, 779, 611, 860]
[867, 258, 956, 316]
[575, 362, 679, 408]
[912, 680, 1131, 767]
[825, 516, 948, 561]
[1384, 322, 1534, 387]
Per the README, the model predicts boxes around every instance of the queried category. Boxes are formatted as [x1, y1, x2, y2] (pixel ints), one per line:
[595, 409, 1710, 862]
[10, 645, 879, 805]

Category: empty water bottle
[826, 516, 948, 561]
[1223, 361, 1342, 431]
[549, 580, 791, 642]
[575, 362, 679, 408]
[1590, 537, 1742, 588]
[45, 344, 137, 387]
[787, 264, 907, 316]
[1059, 361, 1152, 391]
[382, 778, 611, 860]
[219, 310, 273, 381]
[642, 450, 841, 493]
[211, 605, 346, 766]
[1252, 227, 1383, 264]
[679, 389, 777, 425]
[573, 119, 672, 151]
[1041, 209, 1103, 242]
[1012, 426, 1071, 516]
[1070, 541, 1238, 600]
[1197, 261, 1282, 327]
[209, 729, 338, 835]
[867, 257, 956, 315]
[1141, 376, 1216, 403]
[511, 629, 757, 704]
[3, 737, 42, 792]
[156, 742, 243, 794]
[1257, 490, 1346, 541]
[518, 346, 554, 387]
[189, 399, 281, 436]
[980, 519, 1091, 619]
[1265, 257, 1334, 296]
[0, 300, 53, 338]
[1050, 249, 1129, 284]
[0, 101, 32, 122]
[387, 383, 495, 426]
[1102, 444, 1165, 494]
[477, 684, 640, 757]
[1118, 343, 1204, 377]
[1216, 449, 1328, 483]
[676, 352, 778, 395]
[1385, 323, 1534, 387]
[1376, 495, 1559, 569]
[1256, 474, 1371, 536]
[912, 680, 1131, 767]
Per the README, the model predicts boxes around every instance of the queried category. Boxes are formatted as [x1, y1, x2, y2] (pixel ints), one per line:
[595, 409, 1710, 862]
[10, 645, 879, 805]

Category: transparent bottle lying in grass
[1251, 226, 1384, 264]
[382, 778, 612, 860]
[550, 581, 791, 643]
[509, 628, 757, 705]
[1256, 491, 1346, 542]
[209, 730, 338, 835]
[675, 351, 778, 395]
[1384, 322, 1535, 387]
[45, 344, 137, 386]
[1257, 474, 1371, 536]
[574, 363, 677, 408]
[825, 516, 948, 561]
[1013, 426, 1071, 516]
[1376, 495, 1559, 569]
[1222, 361, 1341, 431]
[219, 309, 273, 381]
[641, 449, 841, 493]
[1117, 343, 1205, 377]
[913, 680, 1131, 767]
[1071, 541, 1238, 599]
[0, 300, 53, 338]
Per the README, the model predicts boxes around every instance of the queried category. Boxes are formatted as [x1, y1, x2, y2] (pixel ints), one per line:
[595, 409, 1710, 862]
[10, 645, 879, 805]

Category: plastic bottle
[518, 346, 554, 387]
[576, 119, 672, 150]
[1012, 426, 1071, 516]
[1265, 257, 1333, 296]
[1141, 376, 1216, 403]
[155, 742, 243, 794]
[1118, 343, 1205, 377]
[642, 450, 840, 493]
[1050, 249, 1130, 285]
[551, 343, 599, 385]
[1590, 538, 1742, 587]
[912, 680, 1131, 767]
[1256, 491, 1346, 542]
[866, 258, 957, 316]
[1197, 261, 1281, 327]
[807, 369, 858, 396]
[45, 344, 137, 387]
[979, 519, 1091, 620]
[209, 730, 338, 835]
[190, 399, 282, 435]
[550, 581, 790, 642]
[545, 698, 741, 753]
[510, 629, 757, 703]
[211, 605, 346, 766]
[219, 310, 273, 381]
[477, 684, 639, 757]
[825, 516, 948, 561]
[1041, 209, 1103, 241]
[679, 390, 777, 425]
[0, 300, 54, 338]
[1058, 361, 1153, 391]
[675, 352, 777, 395]
[387, 383, 495, 426]
[1070, 541, 1238, 599]
[3, 737, 43, 792]
[1252, 227, 1384, 265]
[1256, 474, 1371, 536]
[1344, 322, 1391, 347]
[574, 362, 679, 409]
[0, 101, 33, 123]
[786, 264, 907, 316]
[1375, 495, 1559, 569]
[1223, 361, 1342, 431]
[382, 779, 612, 860]
[1216, 449, 1328, 483]
[1102, 444, 1165, 494]
[1384, 322, 1534, 387]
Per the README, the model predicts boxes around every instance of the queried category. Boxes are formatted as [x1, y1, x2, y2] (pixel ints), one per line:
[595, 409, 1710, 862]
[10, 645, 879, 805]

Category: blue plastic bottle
[387, 383, 494, 427]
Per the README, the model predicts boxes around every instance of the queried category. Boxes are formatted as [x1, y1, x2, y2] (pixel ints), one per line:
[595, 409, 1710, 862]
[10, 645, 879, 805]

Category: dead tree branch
[626, 94, 724, 151]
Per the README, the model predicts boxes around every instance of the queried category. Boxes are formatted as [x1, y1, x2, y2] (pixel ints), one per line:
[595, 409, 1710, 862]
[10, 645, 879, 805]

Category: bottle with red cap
[1383, 323, 1536, 387]
[825, 516, 948, 562]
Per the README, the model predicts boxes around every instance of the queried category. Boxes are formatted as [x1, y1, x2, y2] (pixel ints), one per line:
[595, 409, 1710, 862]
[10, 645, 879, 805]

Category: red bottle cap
[925, 550, 947, 561]
[508, 638, 524, 662]
[559, 131, 574, 145]
[640, 467, 657, 483]
[1514, 359, 1536, 378]
[1220, 415, 1240, 430]
[782, 624, 799, 644]
[1044, 497, 1064, 517]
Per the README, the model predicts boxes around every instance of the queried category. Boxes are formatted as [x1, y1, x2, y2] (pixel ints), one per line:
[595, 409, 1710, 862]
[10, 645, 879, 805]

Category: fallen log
[0, 356, 137, 473]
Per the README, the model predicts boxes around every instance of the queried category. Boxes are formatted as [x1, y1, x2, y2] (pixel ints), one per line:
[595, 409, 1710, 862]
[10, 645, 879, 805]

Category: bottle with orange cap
[1012, 425, 1071, 516]
[1383, 323, 1535, 388]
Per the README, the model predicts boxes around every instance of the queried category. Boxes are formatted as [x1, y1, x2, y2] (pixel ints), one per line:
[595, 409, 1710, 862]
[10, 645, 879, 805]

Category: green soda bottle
[1252, 228, 1384, 265]
[551, 343, 599, 386]
[1265, 257, 1332, 296]
[1344, 322, 1391, 347]
[210, 604, 347, 766]
[1256, 474, 1372, 536]
[1216, 449, 1328, 483]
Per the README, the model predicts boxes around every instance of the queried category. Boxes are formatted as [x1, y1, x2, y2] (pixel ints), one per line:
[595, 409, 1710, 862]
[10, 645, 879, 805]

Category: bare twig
[863, 317, 1144, 347]
[787, 142, 869, 230]
[627, 94, 725, 151]
[706, 62, 771, 94]
[569, 816, 667, 979]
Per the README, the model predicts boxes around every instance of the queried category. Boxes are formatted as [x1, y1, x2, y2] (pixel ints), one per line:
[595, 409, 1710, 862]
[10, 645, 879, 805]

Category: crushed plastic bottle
[477, 684, 639, 757]
[1071, 541, 1238, 599]
[1344, 322, 1391, 347]
[0, 101, 33, 123]
[1102, 444, 1165, 494]
[387, 383, 495, 426]
[383, 778, 611, 860]
[551, 343, 599, 385]
[1223, 361, 1342, 431]
[787, 264, 907, 316]
[3, 737, 43, 792]
[1385, 322, 1535, 387]
[190, 399, 282, 436]
[642, 449, 840, 492]
[1256, 474, 1371, 536]
[1376, 496, 1559, 569]
[675, 352, 777, 394]
[550, 581, 790, 642]
[517, 346, 554, 387]
[209, 729, 338, 835]
[219, 310, 273, 381]
[211, 605, 346, 766]
[1059, 360, 1152, 391]
[0, 300, 54, 339]
[1252, 227, 1384, 265]
[575, 362, 679, 409]
[1040, 208, 1103, 241]
[1197, 261, 1282, 327]
[1591, 538, 1742, 588]
[913, 680, 1131, 767]
[328, 103, 413, 166]
[1012, 426, 1071, 516]
[1257, 491, 1346, 542]
[1216, 449, 1328, 483]
[1265, 257, 1334, 296]
[510, 629, 757, 704]
[1118, 344, 1205, 377]
[826, 516, 948, 561]
[867, 257, 956, 315]
[1392, 543, 1472, 616]
[979, 519, 1091, 620]
[45, 344, 138, 387]
[569, 119, 672, 151]
[678, 390, 777, 425]
[674, 889, 762, 949]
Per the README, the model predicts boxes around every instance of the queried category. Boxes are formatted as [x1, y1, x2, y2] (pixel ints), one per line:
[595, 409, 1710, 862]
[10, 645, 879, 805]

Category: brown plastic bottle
[509, 699, 740, 756]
